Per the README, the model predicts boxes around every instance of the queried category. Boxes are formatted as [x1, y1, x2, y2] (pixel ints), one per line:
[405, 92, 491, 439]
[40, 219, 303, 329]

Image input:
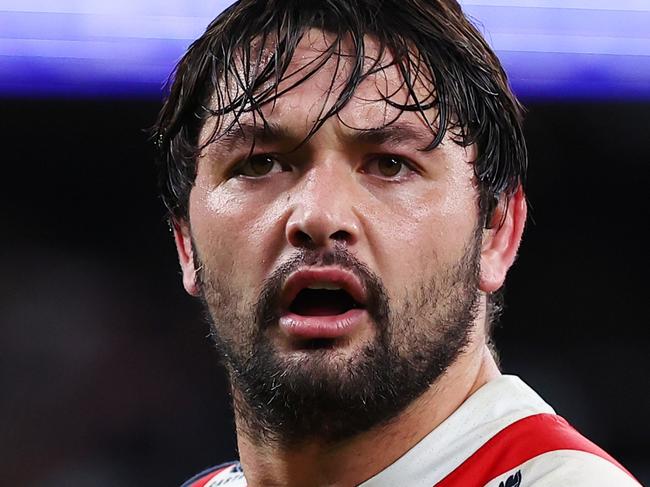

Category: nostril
[292, 230, 312, 247]
[286, 217, 357, 249]
[330, 230, 351, 242]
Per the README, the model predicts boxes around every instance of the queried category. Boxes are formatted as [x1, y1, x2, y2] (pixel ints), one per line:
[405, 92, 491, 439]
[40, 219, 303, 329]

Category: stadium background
[1, 1, 648, 485]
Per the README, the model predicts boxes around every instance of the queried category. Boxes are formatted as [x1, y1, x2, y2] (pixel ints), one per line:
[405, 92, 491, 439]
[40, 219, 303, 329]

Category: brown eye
[368, 155, 411, 179]
[236, 155, 281, 177]
[377, 156, 403, 177]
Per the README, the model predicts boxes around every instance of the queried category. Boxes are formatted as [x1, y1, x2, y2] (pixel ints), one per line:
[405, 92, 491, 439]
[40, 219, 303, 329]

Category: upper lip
[280, 267, 368, 312]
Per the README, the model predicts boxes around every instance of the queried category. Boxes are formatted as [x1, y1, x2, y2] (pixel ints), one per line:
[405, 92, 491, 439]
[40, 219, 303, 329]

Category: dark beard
[197, 234, 481, 447]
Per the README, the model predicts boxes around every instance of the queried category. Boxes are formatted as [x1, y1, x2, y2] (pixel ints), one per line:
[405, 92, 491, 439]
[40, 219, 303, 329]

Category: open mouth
[278, 267, 369, 340]
[289, 286, 362, 317]
[281, 267, 367, 317]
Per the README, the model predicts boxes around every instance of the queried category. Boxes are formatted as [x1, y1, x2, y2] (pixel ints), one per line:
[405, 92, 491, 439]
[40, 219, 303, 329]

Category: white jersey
[182, 375, 641, 487]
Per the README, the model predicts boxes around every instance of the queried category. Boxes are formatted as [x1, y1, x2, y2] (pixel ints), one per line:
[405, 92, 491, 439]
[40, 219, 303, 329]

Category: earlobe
[479, 186, 527, 293]
[172, 220, 201, 296]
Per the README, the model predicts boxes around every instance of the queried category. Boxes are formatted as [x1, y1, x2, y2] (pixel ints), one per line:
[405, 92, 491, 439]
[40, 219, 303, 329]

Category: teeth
[306, 282, 342, 291]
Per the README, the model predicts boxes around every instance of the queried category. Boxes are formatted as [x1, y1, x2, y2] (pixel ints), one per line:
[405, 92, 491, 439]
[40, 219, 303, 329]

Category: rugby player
[153, 1, 641, 485]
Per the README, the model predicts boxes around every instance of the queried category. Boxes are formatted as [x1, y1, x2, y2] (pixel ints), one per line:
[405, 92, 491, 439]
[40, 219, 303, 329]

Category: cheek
[189, 180, 287, 283]
[362, 176, 478, 289]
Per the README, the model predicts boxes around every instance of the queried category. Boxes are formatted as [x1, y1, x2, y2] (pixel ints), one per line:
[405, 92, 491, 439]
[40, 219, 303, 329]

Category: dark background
[1, 98, 648, 486]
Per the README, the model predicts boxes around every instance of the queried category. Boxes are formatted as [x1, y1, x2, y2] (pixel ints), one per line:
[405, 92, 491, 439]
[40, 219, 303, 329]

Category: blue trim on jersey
[180, 461, 239, 487]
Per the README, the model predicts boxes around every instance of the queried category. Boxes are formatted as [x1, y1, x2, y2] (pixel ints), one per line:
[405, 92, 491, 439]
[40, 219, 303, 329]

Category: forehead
[203, 28, 438, 140]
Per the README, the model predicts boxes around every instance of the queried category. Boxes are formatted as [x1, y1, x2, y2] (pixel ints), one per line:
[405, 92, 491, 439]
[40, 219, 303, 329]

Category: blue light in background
[461, 1, 650, 99]
[1, 0, 648, 99]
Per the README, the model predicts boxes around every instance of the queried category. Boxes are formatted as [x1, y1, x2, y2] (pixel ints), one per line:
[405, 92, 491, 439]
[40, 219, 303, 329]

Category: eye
[364, 155, 413, 179]
[234, 154, 287, 178]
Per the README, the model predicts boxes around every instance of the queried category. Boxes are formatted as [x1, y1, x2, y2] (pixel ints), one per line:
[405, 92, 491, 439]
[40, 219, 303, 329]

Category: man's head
[153, 0, 527, 446]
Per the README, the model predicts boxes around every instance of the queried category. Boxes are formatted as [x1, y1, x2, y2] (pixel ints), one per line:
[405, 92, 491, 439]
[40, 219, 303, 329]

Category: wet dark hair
[152, 0, 527, 225]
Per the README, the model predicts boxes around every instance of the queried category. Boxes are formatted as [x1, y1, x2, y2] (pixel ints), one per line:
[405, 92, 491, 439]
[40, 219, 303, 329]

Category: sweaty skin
[174, 30, 526, 487]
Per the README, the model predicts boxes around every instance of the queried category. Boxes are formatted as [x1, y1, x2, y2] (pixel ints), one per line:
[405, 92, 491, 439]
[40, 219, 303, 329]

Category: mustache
[254, 246, 390, 331]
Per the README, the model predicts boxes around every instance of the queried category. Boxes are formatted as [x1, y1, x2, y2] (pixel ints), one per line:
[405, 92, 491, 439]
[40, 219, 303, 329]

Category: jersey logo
[499, 470, 522, 487]
[205, 463, 246, 487]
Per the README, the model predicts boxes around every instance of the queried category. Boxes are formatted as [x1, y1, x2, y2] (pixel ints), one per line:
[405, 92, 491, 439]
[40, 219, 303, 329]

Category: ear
[172, 219, 200, 296]
[479, 186, 527, 293]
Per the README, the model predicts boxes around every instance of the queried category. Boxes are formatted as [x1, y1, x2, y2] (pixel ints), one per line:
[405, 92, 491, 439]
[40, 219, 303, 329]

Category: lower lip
[278, 308, 367, 339]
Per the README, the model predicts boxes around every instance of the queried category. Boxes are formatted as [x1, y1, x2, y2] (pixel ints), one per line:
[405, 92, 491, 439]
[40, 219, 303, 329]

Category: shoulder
[438, 413, 641, 487]
[362, 377, 639, 487]
[180, 461, 246, 487]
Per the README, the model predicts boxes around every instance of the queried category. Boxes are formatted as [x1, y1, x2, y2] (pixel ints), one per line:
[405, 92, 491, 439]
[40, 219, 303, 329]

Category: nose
[285, 166, 360, 250]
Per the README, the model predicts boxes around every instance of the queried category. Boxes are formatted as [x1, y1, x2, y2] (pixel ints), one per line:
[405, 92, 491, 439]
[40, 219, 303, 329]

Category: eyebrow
[344, 122, 432, 147]
[211, 119, 433, 152]
[214, 121, 293, 152]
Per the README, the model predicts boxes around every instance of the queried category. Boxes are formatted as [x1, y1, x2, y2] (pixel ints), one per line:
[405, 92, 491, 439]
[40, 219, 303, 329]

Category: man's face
[179, 31, 487, 444]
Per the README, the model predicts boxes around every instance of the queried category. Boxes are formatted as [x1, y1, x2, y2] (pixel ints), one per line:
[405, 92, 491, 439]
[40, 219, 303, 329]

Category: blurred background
[1, 0, 648, 485]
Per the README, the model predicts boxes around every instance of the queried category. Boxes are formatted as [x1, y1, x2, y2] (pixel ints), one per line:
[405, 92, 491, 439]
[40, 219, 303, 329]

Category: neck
[235, 341, 500, 487]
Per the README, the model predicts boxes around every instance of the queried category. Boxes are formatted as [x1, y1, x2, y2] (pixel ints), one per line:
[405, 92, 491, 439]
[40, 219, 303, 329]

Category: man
[153, 1, 641, 486]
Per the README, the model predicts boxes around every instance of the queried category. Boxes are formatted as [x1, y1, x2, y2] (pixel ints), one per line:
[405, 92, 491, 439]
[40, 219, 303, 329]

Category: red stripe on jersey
[186, 465, 232, 487]
[435, 413, 636, 486]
